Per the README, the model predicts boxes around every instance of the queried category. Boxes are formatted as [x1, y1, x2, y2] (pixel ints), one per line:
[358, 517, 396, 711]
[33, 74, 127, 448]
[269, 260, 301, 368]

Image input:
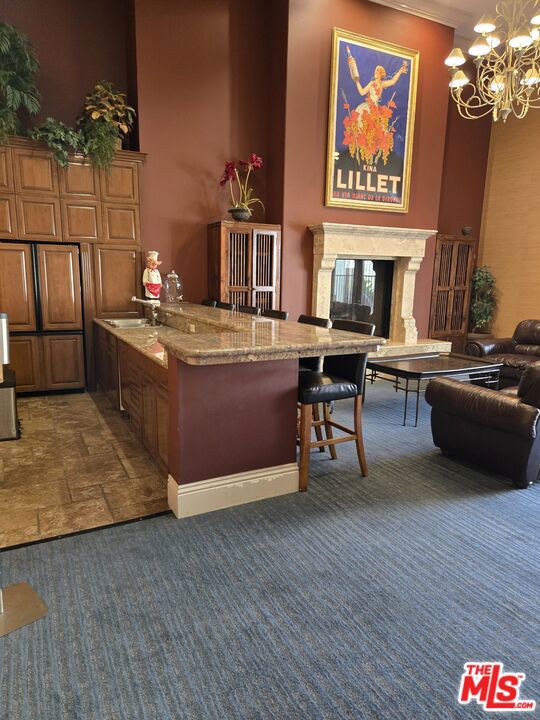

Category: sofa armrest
[465, 337, 514, 357]
[425, 378, 540, 440]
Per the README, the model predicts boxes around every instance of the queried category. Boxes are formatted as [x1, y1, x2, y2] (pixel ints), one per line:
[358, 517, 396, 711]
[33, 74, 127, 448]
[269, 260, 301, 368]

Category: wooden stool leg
[323, 402, 338, 460]
[299, 403, 312, 492]
[354, 395, 368, 477]
[312, 403, 325, 452]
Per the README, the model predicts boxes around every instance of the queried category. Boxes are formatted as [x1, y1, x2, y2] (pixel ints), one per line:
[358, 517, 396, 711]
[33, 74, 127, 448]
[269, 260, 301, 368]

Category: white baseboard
[167, 462, 299, 519]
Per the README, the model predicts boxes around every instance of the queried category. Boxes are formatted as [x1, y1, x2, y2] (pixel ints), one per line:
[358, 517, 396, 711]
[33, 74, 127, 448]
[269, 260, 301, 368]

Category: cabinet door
[37, 244, 83, 331]
[61, 200, 101, 242]
[59, 157, 99, 199]
[0, 148, 14, 192]
[102, 203, 140, 244]
[13, 148, 58, 195]
[252, 228, 280, 310]
[0, 242, 36, 331]
[42, 334, 85, 389]
[100, 160, 139, 203]
[8, 335, 42, 392]
[141, 374, 156, 455]
[94, 245, 141, 317]
[155, 382, 168, 473]
[226, 227, 252, 307]
[16, 195, 62, 241]
[0, 195, 18, 239]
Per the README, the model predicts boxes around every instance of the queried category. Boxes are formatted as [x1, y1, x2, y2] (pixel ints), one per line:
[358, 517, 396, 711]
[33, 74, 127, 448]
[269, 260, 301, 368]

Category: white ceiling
[369, 0, 498, 42]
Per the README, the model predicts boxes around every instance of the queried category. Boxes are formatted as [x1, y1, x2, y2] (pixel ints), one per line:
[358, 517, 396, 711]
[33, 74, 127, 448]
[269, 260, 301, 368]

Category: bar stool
[201, 299, 217, 307]
[297, 319, 375, 492]
[262, 309, 289, 320]
[297, 314, 332, 449]
[215, 301, 236, 310]
[238, 305, 261, 315]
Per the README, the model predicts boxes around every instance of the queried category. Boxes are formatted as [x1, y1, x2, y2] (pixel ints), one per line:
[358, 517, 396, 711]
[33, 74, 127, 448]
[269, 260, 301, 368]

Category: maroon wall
[135, 0, 272, 301]
[0, 0, 133, 128]
[280, 0, 454, 336]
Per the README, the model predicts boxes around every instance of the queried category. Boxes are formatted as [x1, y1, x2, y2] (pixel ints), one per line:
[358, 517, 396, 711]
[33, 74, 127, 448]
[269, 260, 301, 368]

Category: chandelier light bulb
[521, 67, 540, 85]
[444, 48, 466, 67]
[531, 11, 540, 25]
[486, 33, 501, 49]
[531, 28, 540, 40]
[449, 70, 469, 89]
[469, 35, 491, 57]
[490, 75, 505, 92]
[474, 15, 497, 34]
[508, 27, 534, 49]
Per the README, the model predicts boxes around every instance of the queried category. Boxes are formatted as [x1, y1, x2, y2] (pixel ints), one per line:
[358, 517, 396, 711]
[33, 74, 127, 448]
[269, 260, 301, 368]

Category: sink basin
[104, 318, 153, 328]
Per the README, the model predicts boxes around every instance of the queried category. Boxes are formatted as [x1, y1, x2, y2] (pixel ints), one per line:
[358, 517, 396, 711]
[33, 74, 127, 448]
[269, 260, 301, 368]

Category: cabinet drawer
[8, 335, 42, 392]
[0, 195, 19, 239]
[42, 334, 85, 389]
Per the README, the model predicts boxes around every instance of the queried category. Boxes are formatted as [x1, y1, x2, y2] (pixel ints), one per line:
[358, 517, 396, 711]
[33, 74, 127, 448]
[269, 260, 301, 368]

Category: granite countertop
[157, 303, 385, 366]
[94, 319, 171, 369]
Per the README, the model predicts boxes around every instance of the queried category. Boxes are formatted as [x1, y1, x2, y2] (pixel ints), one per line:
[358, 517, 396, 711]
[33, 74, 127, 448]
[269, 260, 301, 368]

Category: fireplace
[330, 259, 394, 337]
[309, 223, 438, 346]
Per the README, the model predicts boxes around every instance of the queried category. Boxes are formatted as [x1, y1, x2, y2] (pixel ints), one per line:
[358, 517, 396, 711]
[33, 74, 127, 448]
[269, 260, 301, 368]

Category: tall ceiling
[369, 0, 498, 42]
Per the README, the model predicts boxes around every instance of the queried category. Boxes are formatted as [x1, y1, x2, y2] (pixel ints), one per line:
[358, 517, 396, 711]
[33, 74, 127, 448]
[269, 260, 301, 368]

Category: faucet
[131, 296, 160, 326]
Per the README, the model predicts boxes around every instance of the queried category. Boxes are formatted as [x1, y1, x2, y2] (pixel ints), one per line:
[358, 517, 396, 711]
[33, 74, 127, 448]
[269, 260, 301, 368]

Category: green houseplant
[77, 81, 136, 170]
[469, 266, 497, 334]
[29, 118, 87, 167]
[0, 24, 40, 144]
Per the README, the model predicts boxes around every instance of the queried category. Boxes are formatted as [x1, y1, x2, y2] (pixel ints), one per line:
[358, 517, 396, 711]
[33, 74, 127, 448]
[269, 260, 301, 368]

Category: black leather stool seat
[298, 371, 357, 404]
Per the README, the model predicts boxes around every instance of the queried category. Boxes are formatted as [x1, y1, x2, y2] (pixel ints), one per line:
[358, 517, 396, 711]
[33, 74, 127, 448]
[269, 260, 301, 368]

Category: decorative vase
[229, 207, 251, 222]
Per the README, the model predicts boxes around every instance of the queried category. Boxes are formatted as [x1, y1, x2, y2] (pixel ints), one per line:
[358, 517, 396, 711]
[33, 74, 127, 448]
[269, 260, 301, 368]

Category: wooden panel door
[226, 226, 252, 307]
[0, 148, 14, 192]
[8, 335, 42, 392]
[59, 157, 99, 199]
[251, 228, 280, 310]
[102, 204, 140, 244]
[0, 242, 36, 331]
[16, 195, 61, 241]
[141, 374, 156, 455]
[37, 244, 83, 331]
[13, 148, 58, 195]
[61, 200, 101, 242]
[154, 382, 168, 473]
[429, 234, 476, 352]
[100, 160, 139, 203]
[0, 195, 18, 238]
[94, 244, 141, 317]
[42, 334, 85, 389]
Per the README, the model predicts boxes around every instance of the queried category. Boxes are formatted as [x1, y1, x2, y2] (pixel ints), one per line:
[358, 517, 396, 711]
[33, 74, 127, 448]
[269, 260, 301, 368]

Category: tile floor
[0, 391, 169, 550]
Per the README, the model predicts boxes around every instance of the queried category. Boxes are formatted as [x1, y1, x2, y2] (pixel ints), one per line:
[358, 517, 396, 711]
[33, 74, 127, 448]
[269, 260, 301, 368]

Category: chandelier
[444, 0, 540, 121]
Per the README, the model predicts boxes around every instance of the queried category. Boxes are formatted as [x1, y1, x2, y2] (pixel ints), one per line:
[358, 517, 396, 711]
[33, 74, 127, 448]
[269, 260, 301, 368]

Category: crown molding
[368, 0, 472, 30]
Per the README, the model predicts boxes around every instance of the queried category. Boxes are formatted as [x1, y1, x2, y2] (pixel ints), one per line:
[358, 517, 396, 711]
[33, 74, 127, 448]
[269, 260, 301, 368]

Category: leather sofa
[465, 319, 540, 388]
[425, 362, 540, 489]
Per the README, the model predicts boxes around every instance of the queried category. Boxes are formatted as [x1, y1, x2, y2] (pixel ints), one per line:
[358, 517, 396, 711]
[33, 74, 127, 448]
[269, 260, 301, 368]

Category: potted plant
[219, 153, 264, 221]
[29, 118, 87, 167]
[0, 24, 40, 144]
[77, 81, 136, 171]
[468, 266, 497, 338]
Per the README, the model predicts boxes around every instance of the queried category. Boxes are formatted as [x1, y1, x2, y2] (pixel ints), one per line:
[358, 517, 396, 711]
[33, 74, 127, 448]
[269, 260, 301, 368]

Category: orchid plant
[220, 153, 264, 212]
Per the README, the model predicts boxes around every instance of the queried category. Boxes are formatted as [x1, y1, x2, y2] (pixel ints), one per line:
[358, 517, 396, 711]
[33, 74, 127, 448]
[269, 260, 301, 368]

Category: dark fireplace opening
[330, 259, 394, 338]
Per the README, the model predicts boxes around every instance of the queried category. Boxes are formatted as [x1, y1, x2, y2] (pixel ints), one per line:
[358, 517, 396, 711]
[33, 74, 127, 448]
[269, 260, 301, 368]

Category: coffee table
[366, 353, 504, 426]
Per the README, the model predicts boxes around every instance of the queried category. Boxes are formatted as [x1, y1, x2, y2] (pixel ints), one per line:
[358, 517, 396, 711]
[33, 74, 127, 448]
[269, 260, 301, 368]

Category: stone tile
[112, 440, 148, 460]
[109, 497, 169, 522]
[38, 498, 114, 538]
[0, 524, 40, 549]
[69, 485, 105, 503]
[63, 453, 127, 488]
[0, 506, 38, 533]
[2, 461, 65, 489]
[120, 454, 160, 479]
[102, 474, 166, 511]
[0, 479, 71, 511]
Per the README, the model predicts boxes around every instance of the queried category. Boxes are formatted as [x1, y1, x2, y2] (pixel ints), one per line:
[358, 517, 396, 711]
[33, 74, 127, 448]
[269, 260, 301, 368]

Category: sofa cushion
[513, 319, 540, 346]
[518, 363, 540, 409]
[514, 344, 540, 356]
[488, 353, 540, 378]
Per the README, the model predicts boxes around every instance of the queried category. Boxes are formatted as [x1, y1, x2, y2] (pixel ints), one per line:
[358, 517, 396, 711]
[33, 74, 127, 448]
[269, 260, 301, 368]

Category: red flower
[248, 153, 263, 169]
[343, 103, 350, 110]
[219, 160, 236, 186]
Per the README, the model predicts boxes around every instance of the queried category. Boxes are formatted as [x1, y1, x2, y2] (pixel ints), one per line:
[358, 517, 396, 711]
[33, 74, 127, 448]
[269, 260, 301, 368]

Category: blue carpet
[1, 381, 539, 720]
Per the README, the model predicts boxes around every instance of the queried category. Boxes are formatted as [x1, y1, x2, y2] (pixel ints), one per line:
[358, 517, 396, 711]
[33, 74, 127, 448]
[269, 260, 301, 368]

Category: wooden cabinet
[0, 242, 36, 331]
[0, 147, 14, 192]
[42, 334, 85, 389]
[13, 147, 58, 195]
[154, 382, 169, 471]
[16, 195, 61, 241]
[100, 159, 139, 203]
[93, 244, 141, 317]
[61, 200, 101, 242]
[37, 244, 83, 331]
[429, 234, 476, 353]
[95, 323, 120, 408]
[0, 195, 18, 238]
[208, 221, 282, 310]
[59, 157, 99, 199]
[8, 335, 41, 392]
[102, 203, 140, 244]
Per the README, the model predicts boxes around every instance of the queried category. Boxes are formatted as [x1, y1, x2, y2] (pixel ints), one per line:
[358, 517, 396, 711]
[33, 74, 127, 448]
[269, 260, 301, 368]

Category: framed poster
[325, 28, 419, 213]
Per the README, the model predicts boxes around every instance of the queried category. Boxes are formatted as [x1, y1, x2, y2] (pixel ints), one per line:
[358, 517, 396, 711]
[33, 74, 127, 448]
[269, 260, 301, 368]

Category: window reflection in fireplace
[330, 259, 394, 338]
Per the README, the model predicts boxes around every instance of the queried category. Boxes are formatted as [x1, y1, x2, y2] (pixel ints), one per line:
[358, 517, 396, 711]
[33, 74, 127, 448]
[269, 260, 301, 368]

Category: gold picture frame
[325, 28, 419, 213]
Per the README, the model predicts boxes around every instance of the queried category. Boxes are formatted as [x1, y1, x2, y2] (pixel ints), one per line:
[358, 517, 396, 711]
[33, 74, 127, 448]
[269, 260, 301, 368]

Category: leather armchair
[465, 319, 540, 388]
[425, 362, 540, 489]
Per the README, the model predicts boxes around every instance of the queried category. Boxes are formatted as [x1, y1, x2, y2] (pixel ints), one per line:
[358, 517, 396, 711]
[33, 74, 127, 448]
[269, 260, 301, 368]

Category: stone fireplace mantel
[309, 223, 437, 345]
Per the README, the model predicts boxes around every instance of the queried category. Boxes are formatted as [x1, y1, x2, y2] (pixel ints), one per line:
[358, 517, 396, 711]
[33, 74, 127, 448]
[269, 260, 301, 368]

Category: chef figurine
[142, 250, 162, 301]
